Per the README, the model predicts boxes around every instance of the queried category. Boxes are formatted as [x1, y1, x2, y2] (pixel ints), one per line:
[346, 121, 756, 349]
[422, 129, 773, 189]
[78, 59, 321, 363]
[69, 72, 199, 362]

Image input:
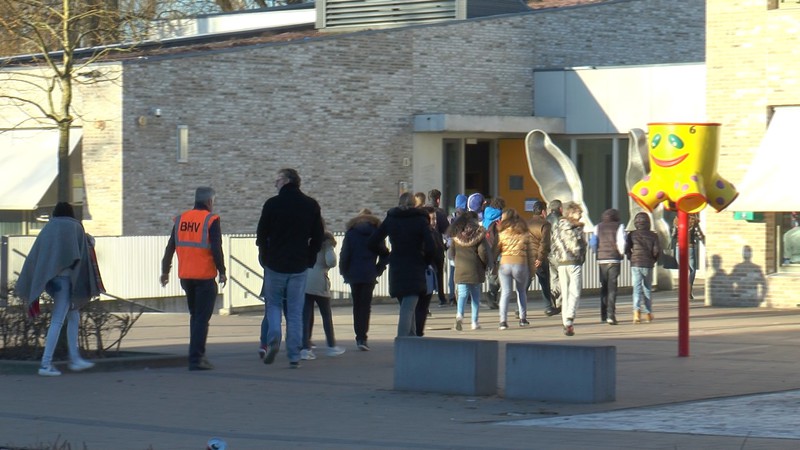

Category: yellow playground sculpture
[629, 123, 738, 356]
[629, 123, 738, 214]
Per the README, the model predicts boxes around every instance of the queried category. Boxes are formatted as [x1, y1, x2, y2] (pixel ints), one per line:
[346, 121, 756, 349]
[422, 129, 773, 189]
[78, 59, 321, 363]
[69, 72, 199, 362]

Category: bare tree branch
[0, 0, 169, 203]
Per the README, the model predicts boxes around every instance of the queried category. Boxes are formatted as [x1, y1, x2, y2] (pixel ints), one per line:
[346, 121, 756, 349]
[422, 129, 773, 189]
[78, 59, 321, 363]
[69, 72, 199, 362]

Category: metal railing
[2, 233, 634, 313]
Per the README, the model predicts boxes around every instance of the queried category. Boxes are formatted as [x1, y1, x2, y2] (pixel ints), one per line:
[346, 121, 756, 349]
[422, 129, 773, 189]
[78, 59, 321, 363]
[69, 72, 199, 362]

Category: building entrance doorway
[442, 139, 493, 214]
[465, 140, 491, 198]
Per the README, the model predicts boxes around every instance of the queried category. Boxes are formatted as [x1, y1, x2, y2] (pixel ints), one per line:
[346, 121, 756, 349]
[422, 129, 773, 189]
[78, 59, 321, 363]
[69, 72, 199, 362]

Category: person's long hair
[498, 208, 529, 234]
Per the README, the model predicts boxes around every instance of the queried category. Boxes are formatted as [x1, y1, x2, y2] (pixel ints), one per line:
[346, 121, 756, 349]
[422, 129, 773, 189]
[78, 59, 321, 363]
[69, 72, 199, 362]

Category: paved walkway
[2, 290, 800, 449]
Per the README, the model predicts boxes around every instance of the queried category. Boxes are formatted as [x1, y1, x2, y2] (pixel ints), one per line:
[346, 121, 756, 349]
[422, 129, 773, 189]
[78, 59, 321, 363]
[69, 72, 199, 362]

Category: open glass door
[443, 139, 461, 215]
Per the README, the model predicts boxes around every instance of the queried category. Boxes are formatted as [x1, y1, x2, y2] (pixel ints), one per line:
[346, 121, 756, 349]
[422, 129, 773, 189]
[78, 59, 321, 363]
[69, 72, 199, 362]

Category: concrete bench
[505, 343, 616, 403]
[394, 337, 498, 396]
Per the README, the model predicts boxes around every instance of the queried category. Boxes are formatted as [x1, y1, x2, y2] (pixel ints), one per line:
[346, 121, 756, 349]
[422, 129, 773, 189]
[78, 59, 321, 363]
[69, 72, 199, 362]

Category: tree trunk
[57, 123, 71, 203]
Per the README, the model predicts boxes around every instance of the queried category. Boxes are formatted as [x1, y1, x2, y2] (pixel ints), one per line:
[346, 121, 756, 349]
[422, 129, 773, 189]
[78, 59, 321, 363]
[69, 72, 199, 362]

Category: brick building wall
[74, 0, 703, 236]
[706, 0, 800, 307]
[76, 64, 125, 236]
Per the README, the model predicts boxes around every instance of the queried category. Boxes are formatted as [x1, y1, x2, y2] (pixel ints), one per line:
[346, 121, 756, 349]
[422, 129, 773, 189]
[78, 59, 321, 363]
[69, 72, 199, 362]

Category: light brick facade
[706, 0, 800, 307]
[65, 0, 703, 237]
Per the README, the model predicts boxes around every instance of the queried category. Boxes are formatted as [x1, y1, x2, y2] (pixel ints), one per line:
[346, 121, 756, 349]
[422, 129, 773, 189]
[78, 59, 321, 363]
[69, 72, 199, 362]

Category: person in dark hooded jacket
[415, 206, 445, 336]
[625, 212, 661, 324]
[340, 209, 388, 351]
[590, 208, 626, 325]
[427, 189, 450, 307]
[368, 193, 436, 337]
[482, 197, 505, 310]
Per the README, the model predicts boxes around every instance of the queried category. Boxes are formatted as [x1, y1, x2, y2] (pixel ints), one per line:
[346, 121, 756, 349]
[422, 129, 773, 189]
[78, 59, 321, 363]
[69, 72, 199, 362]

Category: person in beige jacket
[495, 208, 537, 330]
[301, 229, 345, 360]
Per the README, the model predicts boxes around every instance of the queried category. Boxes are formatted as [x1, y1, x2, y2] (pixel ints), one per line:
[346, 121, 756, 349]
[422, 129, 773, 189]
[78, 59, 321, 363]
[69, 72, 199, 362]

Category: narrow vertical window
[177, 125, 189, 163]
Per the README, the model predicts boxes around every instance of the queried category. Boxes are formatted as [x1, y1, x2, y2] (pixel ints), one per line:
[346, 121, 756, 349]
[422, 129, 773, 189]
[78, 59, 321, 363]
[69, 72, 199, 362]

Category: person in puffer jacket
[368, 192, 436, 337]
[495, 208, 536, 330]
[340, 209, 388, 351]
[551, 202, 586, 336]
[447, 211, 490, 331]
[590, 208, 626, 325]
[625, 212, 661, 324]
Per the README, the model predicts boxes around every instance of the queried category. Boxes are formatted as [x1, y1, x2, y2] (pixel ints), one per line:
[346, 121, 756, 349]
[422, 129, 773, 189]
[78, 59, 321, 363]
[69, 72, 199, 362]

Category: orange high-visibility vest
[174, 209, 219, 280]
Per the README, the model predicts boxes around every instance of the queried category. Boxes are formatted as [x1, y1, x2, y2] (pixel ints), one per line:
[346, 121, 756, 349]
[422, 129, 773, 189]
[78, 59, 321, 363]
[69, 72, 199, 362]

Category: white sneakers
[301, 346, 345, 359]
[39, 359, 95, 376]
[326, 346, 345, 357]
[471, 323, 481, 330]
[68, 359, 96, 372]
[38, 365, 62, 377]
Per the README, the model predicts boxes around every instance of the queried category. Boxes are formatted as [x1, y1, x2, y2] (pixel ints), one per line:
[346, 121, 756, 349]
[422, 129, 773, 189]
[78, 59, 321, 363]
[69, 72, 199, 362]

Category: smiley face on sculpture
[630, 123, 738, 214]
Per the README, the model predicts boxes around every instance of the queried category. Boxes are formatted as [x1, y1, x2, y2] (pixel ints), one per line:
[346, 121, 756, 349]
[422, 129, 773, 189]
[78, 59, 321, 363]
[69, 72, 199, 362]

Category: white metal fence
[2, 233, 635, 314]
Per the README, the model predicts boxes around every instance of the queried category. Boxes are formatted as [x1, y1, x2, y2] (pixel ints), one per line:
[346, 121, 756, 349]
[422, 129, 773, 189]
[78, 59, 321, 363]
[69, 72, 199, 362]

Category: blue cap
[455, 194, 467, 210]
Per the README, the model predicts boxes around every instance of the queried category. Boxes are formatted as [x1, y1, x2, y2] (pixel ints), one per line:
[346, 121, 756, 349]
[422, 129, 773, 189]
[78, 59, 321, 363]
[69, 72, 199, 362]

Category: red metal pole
[677, 210, 690, 357]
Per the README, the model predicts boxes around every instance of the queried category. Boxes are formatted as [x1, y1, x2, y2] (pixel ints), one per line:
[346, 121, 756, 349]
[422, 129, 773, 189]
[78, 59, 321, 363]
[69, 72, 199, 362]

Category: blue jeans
[676, 246, 698, 288]
[42, 276, 81, 367]
[397, 295, 418, 337]
[631, 266, 653, 313]
[498, 263, 530, 322]
[262, 268, 307, 363]
[456, 283, 482, 324]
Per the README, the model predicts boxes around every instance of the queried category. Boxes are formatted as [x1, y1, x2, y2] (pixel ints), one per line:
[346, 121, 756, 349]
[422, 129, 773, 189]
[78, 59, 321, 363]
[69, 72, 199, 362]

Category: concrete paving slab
[503, 389, 800, 440]
[2, 291, 800, 449]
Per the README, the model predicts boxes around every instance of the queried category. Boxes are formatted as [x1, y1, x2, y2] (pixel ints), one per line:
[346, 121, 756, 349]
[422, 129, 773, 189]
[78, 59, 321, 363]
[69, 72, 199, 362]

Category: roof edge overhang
[413, 114, 565, 134]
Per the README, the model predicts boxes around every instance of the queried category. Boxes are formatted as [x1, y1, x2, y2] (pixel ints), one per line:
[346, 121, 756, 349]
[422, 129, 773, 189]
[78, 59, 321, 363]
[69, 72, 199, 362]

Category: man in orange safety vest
[161, 187, 227, 370]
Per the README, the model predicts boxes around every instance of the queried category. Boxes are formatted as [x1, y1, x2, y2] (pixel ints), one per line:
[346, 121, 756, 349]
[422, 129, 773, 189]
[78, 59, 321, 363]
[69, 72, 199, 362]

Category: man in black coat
[256, 168, 324, 368]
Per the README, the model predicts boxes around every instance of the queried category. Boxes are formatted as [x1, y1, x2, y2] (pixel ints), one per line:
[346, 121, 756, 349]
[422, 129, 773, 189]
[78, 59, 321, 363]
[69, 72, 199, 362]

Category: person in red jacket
[161, 187, 227, 371]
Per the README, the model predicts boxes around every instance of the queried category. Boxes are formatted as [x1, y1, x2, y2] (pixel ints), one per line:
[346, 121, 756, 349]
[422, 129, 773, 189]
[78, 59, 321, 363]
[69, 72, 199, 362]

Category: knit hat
[467, 193, 484, 212]
[482, 206, 502, 229]
[454, 194, 467, 211]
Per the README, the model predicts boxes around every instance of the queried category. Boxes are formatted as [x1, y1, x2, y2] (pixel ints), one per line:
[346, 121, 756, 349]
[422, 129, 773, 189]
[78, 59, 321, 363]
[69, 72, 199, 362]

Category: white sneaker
[38, 365, 62, 377]
[68, 359, 95, 372]
[300, 349, 316, 360]
[471, 323, 481, 330]
[326, 346, 345, 357]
